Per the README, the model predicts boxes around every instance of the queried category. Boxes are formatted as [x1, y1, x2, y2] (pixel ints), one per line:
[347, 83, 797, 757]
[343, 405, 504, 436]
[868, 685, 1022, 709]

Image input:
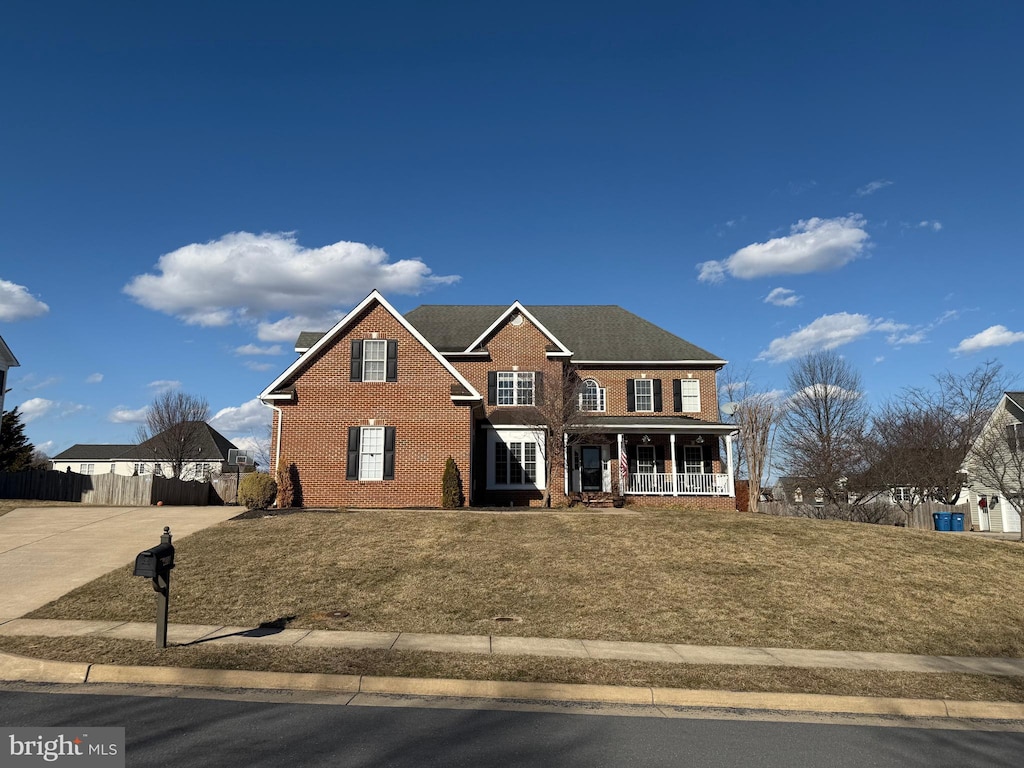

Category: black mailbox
[133, 542, 175, 578]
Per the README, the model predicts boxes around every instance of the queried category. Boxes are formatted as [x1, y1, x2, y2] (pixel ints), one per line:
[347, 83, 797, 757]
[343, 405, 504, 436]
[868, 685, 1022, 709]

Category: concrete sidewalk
[2, 617, 1023, 678]
[0, 505, 241, 619]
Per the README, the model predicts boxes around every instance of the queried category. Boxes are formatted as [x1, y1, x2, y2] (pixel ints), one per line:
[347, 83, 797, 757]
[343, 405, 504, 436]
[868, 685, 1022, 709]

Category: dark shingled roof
[404, 304, 724, 362]
[52, 423, 237, 463]
[51, 444, 136, 461]
[295, 331, 325, 349]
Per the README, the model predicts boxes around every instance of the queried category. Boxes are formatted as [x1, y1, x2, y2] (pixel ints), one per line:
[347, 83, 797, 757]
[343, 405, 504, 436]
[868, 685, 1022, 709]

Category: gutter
[261, 400, 283, 476]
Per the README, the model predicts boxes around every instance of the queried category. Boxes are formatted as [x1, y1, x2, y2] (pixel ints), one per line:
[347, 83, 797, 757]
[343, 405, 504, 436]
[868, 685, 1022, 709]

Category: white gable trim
[260, 290, 481, 402]
[0, 335, 19, 367]
[463, 301, 572, 356]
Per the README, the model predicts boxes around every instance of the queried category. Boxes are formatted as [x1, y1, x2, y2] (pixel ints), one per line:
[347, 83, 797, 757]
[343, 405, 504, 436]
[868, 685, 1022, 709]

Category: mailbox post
[133, 526, 175, 649]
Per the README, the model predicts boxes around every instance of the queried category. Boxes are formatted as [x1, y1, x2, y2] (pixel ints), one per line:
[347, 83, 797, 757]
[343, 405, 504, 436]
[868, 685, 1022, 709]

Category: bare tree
[967, 408, 1024, 541]
[136, 391, 211, 479]
[719, 370, 779, 513]
[926, 360, 1012, 504]
[777, 351, 869, 511]
[861, 361, 1011, 518]
[535, 365, 595, 507]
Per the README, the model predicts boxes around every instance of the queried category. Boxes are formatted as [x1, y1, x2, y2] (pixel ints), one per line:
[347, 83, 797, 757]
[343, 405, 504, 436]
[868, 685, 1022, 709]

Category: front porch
[565, 417, 737, 501]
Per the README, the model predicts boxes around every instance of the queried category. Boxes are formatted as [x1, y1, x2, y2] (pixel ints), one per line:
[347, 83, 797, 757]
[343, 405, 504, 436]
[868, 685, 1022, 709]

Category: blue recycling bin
[951, 512, 965, 532]
[933, 512, 952, 531]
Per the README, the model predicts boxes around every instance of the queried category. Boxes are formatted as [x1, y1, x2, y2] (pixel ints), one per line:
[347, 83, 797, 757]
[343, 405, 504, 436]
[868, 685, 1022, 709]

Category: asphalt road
[2, 686, 1023, 767]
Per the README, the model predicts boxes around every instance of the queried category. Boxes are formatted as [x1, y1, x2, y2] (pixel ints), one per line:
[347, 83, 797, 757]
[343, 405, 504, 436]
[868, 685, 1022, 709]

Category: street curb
[2, 651, 1023, 720]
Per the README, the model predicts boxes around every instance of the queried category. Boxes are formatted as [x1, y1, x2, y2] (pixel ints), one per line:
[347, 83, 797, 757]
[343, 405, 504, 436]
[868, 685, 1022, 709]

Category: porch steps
[568, 492, 624, 509]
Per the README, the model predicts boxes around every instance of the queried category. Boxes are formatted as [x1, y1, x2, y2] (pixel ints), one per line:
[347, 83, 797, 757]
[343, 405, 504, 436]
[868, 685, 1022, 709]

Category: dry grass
[26, 508, 1024, 657]
[2, 634, 1023, 703]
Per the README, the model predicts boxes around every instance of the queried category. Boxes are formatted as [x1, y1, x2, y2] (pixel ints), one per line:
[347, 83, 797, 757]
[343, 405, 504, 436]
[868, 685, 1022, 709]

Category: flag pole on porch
[618, 433, 627, 498]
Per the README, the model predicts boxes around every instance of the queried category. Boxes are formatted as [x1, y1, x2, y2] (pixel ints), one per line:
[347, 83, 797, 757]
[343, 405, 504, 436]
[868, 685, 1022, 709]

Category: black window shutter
[534, 371, 543, 404]
[626, 379, 635, 412]
[673, 379, 682, 412]
[487, 371, 497, 405]
[346, 427, 360, 479]
[386, 340, 398, 381]
[653, 379, 663, 412]
[383, 427, 396, 480]
[655, 445, 665, 473]
[350, 340, 363, 381]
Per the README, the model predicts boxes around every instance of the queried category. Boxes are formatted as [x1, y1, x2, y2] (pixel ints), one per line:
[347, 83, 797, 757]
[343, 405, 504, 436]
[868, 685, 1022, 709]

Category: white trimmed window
[634, 379, 654, 412]
[134, 463, 150, 475]
[79, 463, 95, 474]
[579, 379, 606, 412]
[679, 379, 701, 412]
[487, 428, 546, 489]
[359, 426, 385, 481]
[683, 446, 704, 474]
[497, 371, 535, 406]
[362, 340, 387, 382]
[636, 446, 656, 474]
[893, 486, 912, 503]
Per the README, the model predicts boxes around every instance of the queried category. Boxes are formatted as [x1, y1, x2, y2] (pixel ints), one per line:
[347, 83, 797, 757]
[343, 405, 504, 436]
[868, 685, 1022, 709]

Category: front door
[581, 446, 603, 491]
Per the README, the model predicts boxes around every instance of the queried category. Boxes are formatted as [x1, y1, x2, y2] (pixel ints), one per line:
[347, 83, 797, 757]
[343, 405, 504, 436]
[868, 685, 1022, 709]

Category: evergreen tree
[0, 408, 35, 472]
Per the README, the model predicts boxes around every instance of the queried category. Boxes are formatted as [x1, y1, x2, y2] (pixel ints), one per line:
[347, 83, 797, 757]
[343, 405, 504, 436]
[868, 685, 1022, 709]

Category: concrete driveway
[0, 505, 242, 620]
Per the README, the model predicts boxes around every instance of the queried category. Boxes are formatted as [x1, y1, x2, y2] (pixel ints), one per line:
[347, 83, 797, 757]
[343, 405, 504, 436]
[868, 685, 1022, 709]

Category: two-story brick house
[260, 291, 737, 509]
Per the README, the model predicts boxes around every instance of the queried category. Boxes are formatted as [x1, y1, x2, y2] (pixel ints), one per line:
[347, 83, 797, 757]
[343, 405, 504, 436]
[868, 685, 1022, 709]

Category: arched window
[579, 379, 606, 412]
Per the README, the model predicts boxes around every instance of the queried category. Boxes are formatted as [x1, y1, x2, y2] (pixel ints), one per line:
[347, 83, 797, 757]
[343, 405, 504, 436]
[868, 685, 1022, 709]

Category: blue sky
[2, 1, 1022, 459]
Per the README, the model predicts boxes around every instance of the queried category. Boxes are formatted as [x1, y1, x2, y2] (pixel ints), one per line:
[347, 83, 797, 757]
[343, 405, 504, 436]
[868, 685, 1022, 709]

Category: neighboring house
[51, 422, 238, 481]
[260, 290, 738, 509]
[964, 391, 1024, 535]
[0, 334, 19, 416]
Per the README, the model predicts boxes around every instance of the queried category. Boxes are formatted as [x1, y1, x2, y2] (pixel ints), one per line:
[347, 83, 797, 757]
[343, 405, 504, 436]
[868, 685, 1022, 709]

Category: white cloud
[758, 312, 906, 362]
[35, 440, 56, 456]
[0, 279, 49, 321]
[234, 344, 283, 356]
[764, 287, 801, 307]
[953, 325, 1024, 354]
[210, 398, 272, 435]
[18, 397, 55, 422]
[856, 179, 893, 197]
[123, 231, 459, 335]
[919, 220, 943, 231]
[25, 376, 60, 391]
[244, 361, 275, 372]
[698, 215, 869, 283]
[257, 312, 343, 343]
[147, 380, 181, 393]
[109, 406, 149, 424]
[85, 373, 104, 384]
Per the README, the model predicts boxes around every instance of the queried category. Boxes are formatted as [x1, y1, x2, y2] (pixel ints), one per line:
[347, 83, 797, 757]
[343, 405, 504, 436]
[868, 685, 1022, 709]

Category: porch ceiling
[570, 415, 736, 434]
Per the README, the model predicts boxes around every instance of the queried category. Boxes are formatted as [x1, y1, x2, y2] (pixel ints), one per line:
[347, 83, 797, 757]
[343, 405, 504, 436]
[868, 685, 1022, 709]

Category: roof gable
[0, 335, 19, 367]
[263, 290, 481, 400]
[404, 304, 725, 363]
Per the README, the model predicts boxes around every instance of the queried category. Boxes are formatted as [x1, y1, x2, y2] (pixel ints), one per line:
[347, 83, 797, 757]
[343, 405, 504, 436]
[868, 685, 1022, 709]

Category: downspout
[261, 400, 283, 477]
[726, 430, 737, 498]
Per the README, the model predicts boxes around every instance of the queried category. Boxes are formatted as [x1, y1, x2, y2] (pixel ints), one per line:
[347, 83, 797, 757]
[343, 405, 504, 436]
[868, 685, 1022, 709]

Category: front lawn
[27, 508, 1024, 657]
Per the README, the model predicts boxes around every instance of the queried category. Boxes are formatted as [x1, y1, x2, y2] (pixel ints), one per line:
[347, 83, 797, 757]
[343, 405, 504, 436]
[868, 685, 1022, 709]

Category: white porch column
[617, 433, 625, 497]
[670, 433, 678, 496]
[563, 432, 569, 496]
[725, 432, 736, 497]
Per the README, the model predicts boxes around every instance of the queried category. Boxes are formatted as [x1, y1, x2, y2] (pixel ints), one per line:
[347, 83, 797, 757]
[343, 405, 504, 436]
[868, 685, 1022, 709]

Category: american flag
[619, 442, 629, 491]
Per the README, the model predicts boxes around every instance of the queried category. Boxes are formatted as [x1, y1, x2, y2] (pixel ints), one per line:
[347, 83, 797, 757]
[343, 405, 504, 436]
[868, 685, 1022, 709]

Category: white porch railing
[627, 472, 730, 496]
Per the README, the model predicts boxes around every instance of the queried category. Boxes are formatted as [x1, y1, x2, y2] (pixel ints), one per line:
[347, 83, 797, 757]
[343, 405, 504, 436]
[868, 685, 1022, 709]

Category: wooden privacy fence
[0, 469, 237, 507]
[758, 499, 970, 529]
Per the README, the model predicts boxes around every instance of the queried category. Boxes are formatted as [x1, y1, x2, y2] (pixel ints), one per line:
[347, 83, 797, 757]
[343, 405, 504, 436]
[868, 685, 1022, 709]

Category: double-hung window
[358, 427, 385, 480]
[579, 379, 606, 412]
[496, 372, 534, 406]
[79, 463, 95, 474]
[676, 379, 701, 412]
[634, 379, 654, 412]
[347, 426, 396, 481]
[350, 339, 398, 382]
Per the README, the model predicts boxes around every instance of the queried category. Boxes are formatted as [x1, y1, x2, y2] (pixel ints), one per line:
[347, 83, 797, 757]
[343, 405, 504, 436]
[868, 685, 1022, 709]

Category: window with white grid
[359, 427, 385, 481]
[497, 371, 534, 405]
[634, 379, 653, 412]
[362, 340, 387, 382]
[579, 379, 606, 412]
[679, 379, 701, 412]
